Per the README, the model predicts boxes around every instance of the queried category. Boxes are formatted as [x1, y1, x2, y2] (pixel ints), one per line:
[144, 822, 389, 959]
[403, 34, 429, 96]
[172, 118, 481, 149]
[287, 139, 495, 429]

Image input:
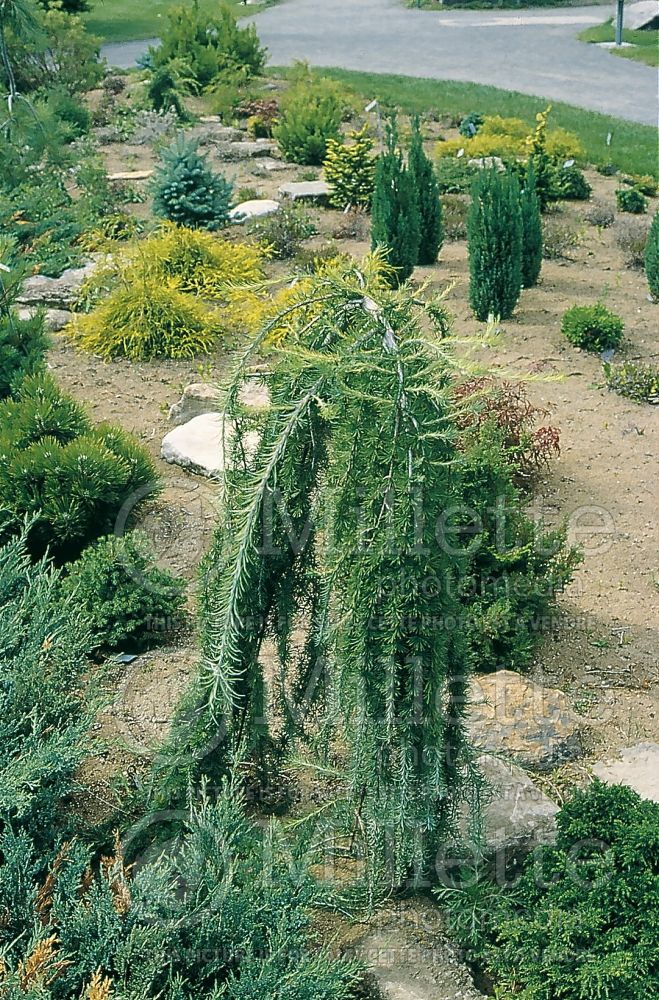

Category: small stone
[107, 170, 153, 181]
[468, 670, 583, 771]
[161, 413, 259, 477]
[17, 307, 73, 332]
[251, 157, 289, 174]
[278, 180, 330, 204]
[229, 199, 280, 223]
[467, 156, 505, 171]
[168, 381, 270, 425]
[592, 742, 659, 802]
[16, 263, 96, 309]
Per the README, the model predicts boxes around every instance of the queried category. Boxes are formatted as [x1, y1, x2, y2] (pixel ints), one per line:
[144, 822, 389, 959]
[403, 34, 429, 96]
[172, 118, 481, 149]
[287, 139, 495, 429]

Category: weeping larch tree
[197, 255, 481, 886]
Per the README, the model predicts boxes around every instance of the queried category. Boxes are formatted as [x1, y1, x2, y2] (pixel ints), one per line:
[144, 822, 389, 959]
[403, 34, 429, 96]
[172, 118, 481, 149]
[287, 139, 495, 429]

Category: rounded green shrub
[153, 135, 233, 230]
[645, 210, 659, 299]
[61, 533, 186, 652]
[273, 81, 342, 166]
[552, 163, 592, 201]
[561, 302, 624, 352]
[616, 186, 647, 214]
[468, 167, 522, 320]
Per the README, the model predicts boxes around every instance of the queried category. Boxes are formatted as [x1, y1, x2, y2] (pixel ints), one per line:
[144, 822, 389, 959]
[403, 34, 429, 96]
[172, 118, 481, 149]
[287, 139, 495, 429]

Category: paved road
[102, 0, 659, 126]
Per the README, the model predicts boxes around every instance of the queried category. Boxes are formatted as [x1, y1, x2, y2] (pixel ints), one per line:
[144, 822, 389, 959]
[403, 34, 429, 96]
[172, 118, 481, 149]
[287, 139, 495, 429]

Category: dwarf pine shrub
[645, 211, 659, 298]
[468, 167, 522, 320]
[371, 120, 421, 285]
[561, 302, 624, 352]
[153, 135, 233, 230]
[61, 533, 187, 653]
[408, 115, 443, 265]
[520, 162, 542, 288]
[324, 124, 375, 210]
[0, 373, 158, 562]
[274, 79, 343, 166]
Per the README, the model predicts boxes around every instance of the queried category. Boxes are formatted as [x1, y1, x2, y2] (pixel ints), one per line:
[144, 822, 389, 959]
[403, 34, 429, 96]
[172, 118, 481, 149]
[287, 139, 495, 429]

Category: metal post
[615, 0, 624, 46]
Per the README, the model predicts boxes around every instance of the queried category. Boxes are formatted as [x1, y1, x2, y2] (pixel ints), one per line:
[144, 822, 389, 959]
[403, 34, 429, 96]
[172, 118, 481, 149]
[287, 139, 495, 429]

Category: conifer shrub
[561, 302, 624, 352]
[61, 534, 186, 653]
[552, 162, 591, 200]
[0, 374, 158, 562]
[408, 116, 443, 265]
[371, 120, 421, 285]
[520, 162, 543, 288]
[324, 125, 376, 210]
[616, 186, 647, 214]
[458, 111, 483, 137]
[436, 781, 659, 1000]
[0, 531, 94, 840]
[467, 167, 522, 320]
[0, 241, 48, 397]
[151, 2, 266, 90]
[273, 79, 343, 165]
[645, 210, 659, 298]
[147, 65, 188, 119]
[152, 136, 233, 230]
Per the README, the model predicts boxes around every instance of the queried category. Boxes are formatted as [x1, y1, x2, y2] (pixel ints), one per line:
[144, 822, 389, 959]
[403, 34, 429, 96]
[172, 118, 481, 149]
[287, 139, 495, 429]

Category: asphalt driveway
[102, 0, 659, 126]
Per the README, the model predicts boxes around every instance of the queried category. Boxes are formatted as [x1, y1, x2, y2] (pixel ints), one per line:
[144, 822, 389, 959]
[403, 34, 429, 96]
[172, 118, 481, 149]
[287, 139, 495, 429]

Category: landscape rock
[468, 670, 583, 771]
[194, 119, 244, 145]
[278, 180, 330, 204]
[251, 157, 290, 174]
[470, 755, 559, 856]
[592, 742, 659, 802]
[468, 155, 505, 171]
[229, 199, 280, 223]
[623, 0, 659, 30]
[161, 413, 259, 477]
[17, 307, 73, 332]
[108, 170, 153, 182]
[16, 263, 96, 309]
[219, 140, 276, 160]
[168, 381, 270, 425]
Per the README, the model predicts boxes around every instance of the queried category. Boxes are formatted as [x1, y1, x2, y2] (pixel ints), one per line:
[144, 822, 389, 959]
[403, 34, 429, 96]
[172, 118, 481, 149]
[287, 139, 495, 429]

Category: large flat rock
[161, 413, 259, 477]
[278, 180, 330, 203]
[17, 263, 96, 308]
[229, 199, 280, 223]
[168, 381, 270, 426]
[592, 742, 659, 802]
[468, 671, 583, 771]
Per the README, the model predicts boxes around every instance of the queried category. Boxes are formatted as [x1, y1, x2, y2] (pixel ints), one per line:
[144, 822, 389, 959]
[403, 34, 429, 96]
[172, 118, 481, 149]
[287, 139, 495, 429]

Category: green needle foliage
[408, 115, 443, 265]
[152, 135, 233, 230]
[371, 119, 421, 285]
[468, 167, 522, 320]
[324, 124, 375, 210]
[645, 210, 659, 299]
[197, 255, 479, 886]
[520, 161, 543, 288]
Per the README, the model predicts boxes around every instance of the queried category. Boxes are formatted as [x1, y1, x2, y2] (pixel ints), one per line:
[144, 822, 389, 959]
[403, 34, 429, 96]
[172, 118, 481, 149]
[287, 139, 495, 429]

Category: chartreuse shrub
[616, 185, 648, 214]
[0, 373, 158, 562]
[519, 162, 543, 288]
[61, 533, 187, 653]
[645, 210, 659, 298]
[324, 124, 376, 210]
[436, 112, 583, 165]
[468, 167, 522, 320]
[371, 120, 421, 285]
[436, 781, 659, 1000]
[408, 115, 443, 265]
[69, 225, 266, 359]
[153, 135, 233, 230]
[273, 76, 343, 165]
[0, 782, 362, 999]
[561, 302, 624, 351]
[604, 360, 659, 403]
[0, 530, 94, 843]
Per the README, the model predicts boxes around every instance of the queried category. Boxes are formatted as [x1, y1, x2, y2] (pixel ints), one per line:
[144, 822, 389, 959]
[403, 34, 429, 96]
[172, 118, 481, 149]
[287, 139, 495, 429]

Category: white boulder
[592, 742, 659, 802]
[229, 199, 280, 223]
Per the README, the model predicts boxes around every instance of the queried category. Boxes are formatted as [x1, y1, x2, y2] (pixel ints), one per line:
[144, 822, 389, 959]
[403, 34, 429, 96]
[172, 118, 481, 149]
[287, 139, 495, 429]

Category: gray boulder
[17, 307, 73, 332]
[593, 742, 659, 802]
[278, 180, 330, 204]
[471, 755, 559, 856]
[219, 140, 276, 160]
[468, 670, 583, 771]
[229, 199, 280, 223]
[17, 263, 96, 309]
[168, 381, 270, 426]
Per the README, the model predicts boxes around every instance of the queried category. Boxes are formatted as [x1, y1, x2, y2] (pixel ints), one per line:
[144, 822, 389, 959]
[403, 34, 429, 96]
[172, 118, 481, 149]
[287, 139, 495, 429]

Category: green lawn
[313, 69, 659, 178]
[85, 0, 274, 44]
[579, 18, 659, 67]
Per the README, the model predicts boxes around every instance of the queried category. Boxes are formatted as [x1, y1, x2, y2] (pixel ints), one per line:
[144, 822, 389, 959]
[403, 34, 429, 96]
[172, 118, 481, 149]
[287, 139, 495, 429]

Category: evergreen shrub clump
[552, 163, 592, 200]
[467, 167, 522, 320]
[519, 162, 543, 288]
[61, 534, 187, 653]
[152, 136, 233, 230]
[604, 360, 659, 404]
[645, 210, 659, 298]
[408, 115, 443, 265]
[561, 302, 624, 352]
[437, 781, 659, 1000]
[616, 186, 648, 214]
[0, 373, 158, 562]
[371, 120, 421, 285]
[0, 240, 48, 397]
[274, 77, 343, 165]
[324, 124, 375, 210]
